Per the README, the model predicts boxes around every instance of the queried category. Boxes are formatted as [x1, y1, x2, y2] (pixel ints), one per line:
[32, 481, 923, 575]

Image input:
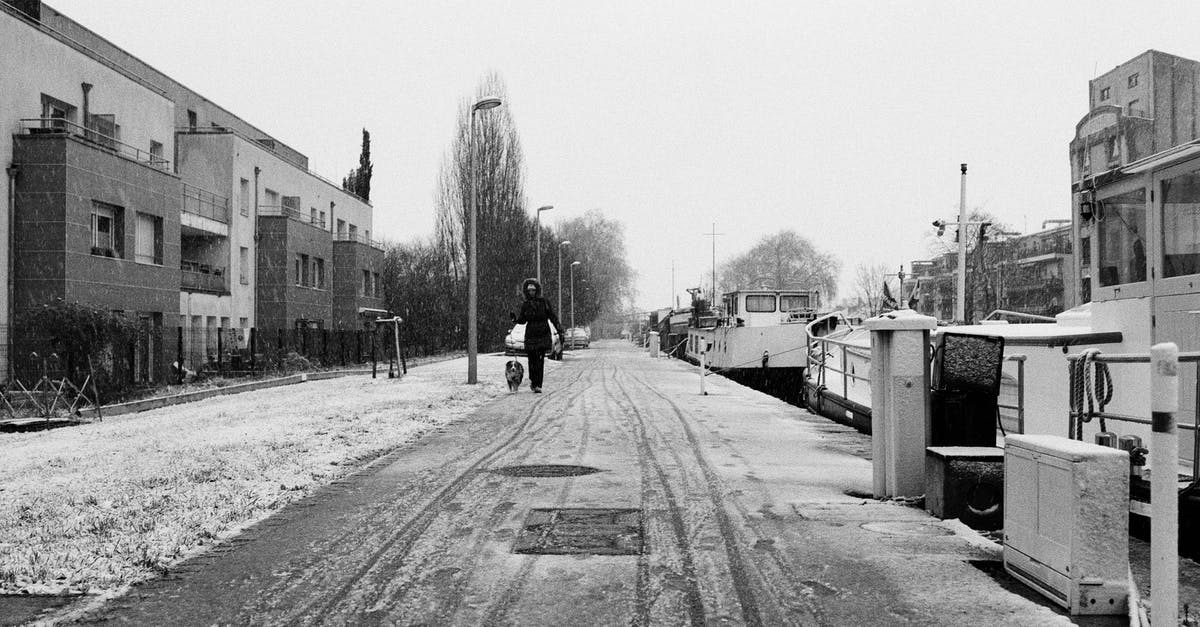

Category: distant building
[908, 222, 1073, 322]
[1, 0, 386, 381]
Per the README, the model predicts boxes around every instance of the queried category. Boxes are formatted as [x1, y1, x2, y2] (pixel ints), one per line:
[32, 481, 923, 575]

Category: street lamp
[535, 205, 553, 283]
[570, 261, 581, 346]
[467, 95, 502, 385]
[558, 240, 571, 318]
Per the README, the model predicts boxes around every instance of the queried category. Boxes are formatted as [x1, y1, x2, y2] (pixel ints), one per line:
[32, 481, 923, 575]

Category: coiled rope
[1068, 348, 1113, 439]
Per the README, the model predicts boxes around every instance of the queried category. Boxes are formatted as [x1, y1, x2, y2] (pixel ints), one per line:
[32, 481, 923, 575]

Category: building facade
[1, 0, 386, 382]
[908, 223, 1073, 322]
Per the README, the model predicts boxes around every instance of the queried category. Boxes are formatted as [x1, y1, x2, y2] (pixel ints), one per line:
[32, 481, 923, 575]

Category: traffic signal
[933, 220, 946, 237]
[978, 222, 989, 243]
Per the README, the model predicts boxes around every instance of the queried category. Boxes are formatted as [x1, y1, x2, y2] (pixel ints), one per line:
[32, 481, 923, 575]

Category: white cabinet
[1004, 434, 1129, 615]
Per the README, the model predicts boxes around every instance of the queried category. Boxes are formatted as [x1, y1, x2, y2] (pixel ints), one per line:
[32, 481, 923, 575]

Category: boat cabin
[721, 289, 820, 328]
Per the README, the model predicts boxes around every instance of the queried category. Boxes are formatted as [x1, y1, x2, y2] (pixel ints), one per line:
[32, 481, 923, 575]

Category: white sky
[44, 0, 1200, 310]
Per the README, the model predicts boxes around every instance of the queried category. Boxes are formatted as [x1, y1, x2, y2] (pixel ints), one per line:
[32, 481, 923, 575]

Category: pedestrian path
[67, 340, 1098, 625]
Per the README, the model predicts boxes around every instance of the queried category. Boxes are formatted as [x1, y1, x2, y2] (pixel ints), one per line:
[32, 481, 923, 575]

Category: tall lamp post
[467, 95, 502, 385]
[558, 240, 571, 318]
[535, 205, 553, 282]
[570, 260, 582, 343]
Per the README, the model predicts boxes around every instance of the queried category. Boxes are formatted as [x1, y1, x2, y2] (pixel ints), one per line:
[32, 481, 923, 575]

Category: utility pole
[704, 223, 724, 306]
[671, 260, 675, 309]
[957, 163, 968, 324]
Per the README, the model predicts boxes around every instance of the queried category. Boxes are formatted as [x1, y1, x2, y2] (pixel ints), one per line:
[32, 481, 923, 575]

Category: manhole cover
[860, 521, 954, 536]
[513, 508, 643, 555]
[490, 464, 602, 478]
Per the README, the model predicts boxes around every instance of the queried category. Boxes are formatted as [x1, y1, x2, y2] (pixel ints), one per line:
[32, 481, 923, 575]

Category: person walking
[514, 278, 563, 393]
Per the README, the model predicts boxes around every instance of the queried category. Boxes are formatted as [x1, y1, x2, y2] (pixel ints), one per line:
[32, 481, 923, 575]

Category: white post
[1150, 342, 1178, 627]
[866, 309, 937, 497]
[699, 349, 707, 396]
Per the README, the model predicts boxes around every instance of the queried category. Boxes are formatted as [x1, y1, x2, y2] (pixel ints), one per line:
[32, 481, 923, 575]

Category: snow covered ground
[0, 353, 548, 595]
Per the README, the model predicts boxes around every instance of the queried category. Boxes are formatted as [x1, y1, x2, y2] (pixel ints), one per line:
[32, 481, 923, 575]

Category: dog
[505, 360, 525, 393]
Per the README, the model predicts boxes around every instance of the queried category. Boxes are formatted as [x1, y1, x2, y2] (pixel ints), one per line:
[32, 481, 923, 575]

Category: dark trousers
[526, 349, 545, 389]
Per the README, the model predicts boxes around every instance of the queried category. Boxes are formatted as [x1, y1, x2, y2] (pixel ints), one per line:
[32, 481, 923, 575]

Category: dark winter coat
[515, 278, 562, 353]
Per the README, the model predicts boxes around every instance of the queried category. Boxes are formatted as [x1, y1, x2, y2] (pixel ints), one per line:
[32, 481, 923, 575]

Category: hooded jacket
[515, 278, 562, 353]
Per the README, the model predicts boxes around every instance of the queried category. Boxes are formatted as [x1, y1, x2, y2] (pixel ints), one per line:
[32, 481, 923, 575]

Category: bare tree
[717, 230, 840, 302]
[853, 262, 890, 318]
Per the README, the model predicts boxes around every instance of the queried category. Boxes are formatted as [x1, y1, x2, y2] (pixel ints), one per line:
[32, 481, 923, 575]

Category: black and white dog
[505, 360, 525, 393]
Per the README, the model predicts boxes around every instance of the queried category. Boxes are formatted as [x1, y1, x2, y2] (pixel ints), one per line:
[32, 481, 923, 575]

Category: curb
[88, 369, 379, 418]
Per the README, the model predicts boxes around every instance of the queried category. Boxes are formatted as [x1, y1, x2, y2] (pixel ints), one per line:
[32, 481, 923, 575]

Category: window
[134, 212, 163, 265]
[1099, 86, 1110, 101]
[296, 254, 309, 286]
[362, 269, 371, 296]
[336, 219, 346, 236]
[264, 188, 278, 208]
[1128, 73, 1139, 88]
[1128, 99, 1143, 116]
[90, 201, 123, 257]
[348, 224, 357, 239]
[40, 94, 75, 130]
[319, 211, 326, 228]
[1096, 187, 1146, 286]
[239, 178, 250, 217]
[239, 247, 249, 284]
[779, 294, 811, 311]
[149, 140, 163, 162]
[744, 295, 776, 312]
[374, 273, 380, 297]
[365, 229, 371, 243]
[314, 257, 325, 289]
[1161, 169, 1200, 278]
[187, 109, 197, 130]
[1080, 236, 1091, 266]
[310, 207, 318, 224]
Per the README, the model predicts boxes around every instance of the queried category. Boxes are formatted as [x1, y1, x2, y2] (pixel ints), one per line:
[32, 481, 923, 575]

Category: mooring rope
[1068, 348, 1113, 439]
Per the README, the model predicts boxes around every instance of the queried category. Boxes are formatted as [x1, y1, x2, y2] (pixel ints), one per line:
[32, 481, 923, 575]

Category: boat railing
[1002, 354, 1027, 434]
[806, 322, 1027, 433]
[806, 332, 872, 402]
[1065, 350, 1200, 482]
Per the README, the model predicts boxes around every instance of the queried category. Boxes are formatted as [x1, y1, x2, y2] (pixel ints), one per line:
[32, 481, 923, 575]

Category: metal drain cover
[491, 464, 602, 478]
[860, 521, 954, 536]
[513, 508, 643, 555]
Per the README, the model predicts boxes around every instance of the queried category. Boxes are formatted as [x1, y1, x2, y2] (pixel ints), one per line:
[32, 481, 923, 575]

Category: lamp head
[473, 96, 503, 111]
[560, 240, 571, 247]
[572, 261, 581, 267]
[537, 205, 554, 213]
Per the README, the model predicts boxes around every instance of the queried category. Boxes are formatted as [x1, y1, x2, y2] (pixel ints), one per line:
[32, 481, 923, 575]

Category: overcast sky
[45, 0, 1200, 310]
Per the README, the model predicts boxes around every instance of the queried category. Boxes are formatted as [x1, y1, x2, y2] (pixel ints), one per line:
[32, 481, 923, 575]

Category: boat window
[1162, 170, 1200, 278]
[1096, 187, 1146, 287]
[780, 294, 810, 311]
[745, 295, 776, 312]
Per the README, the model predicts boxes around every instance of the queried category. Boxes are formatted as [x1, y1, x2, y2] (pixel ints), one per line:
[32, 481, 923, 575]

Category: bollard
[866, 309, 937, 497]
[699, 350, 707, 396]
[1150, 342, 1178, 627]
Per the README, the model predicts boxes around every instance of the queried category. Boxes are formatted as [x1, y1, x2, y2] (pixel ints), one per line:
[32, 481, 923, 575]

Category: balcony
[181, 260, 228, 294]
[182, 183, 229, 223]
[20, 118, 169, 171]
[259, 205, 325, 228]
[333, 232, 384, 251]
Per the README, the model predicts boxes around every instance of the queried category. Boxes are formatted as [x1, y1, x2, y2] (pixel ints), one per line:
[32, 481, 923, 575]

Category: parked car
[504, 323, 563, 357]
[564, 327, 590, 349]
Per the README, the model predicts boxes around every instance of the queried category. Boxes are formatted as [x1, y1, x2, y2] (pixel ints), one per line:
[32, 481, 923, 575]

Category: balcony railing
[182, 183, 230, 223]
[20, 118, 170, 171]
[258, 205, 325, 228]
[180, 261, 228, 293]
[333, 232, 384, 251]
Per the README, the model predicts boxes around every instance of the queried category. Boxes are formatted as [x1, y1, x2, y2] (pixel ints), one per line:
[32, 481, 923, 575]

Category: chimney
[81, 82, 92, 129]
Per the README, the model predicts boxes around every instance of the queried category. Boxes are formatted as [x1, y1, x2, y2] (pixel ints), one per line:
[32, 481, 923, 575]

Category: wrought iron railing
[258, 205, 325, 228]
[20, 118, 169, 170]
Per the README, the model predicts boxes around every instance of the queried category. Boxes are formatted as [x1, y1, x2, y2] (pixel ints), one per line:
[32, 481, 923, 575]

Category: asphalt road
[69, 340, 1086, 626]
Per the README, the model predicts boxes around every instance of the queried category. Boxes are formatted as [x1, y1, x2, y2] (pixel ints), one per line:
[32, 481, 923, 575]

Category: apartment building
[908, 223, 1073, 322]
[1, 0, 386, 381]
